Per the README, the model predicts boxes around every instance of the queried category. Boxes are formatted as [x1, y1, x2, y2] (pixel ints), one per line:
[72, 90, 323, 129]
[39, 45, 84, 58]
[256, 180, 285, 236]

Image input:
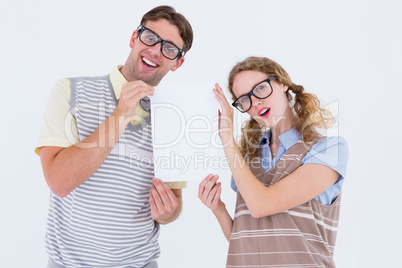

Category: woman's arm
[199, 174, 233, 242]
[214, 84, 340, 218]
[224, 141, 339, 218]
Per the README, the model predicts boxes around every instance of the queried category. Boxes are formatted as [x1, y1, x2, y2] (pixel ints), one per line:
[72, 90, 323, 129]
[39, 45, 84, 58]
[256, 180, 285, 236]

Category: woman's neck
[269, 109, 298, 156]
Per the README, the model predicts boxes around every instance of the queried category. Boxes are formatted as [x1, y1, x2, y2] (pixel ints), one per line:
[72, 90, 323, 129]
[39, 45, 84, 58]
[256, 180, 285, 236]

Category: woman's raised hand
[213, 83, 234, 146]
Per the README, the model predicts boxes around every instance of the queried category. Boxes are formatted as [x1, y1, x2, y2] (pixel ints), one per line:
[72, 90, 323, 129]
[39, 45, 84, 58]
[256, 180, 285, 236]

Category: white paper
[151, 83, 225, 182]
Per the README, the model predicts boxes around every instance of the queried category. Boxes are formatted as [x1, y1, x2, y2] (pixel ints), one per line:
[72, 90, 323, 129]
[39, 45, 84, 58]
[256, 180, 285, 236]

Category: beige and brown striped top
[227, 141, 341, 268]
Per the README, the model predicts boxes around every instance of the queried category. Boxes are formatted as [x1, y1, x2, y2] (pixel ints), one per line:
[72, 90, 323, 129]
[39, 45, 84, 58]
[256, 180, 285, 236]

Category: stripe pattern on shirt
[45, 75, 159, 268]
[227, 141, 341, 268]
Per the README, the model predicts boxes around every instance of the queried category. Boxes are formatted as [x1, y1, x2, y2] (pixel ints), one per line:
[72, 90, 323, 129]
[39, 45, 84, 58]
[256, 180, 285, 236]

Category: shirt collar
[259, 129, 272, 146]
[259, 127, 301, 150]
[110, 65, 127, 100]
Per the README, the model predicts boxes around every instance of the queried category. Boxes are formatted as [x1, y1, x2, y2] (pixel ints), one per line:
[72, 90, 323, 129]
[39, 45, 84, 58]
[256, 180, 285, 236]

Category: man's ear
[170, 57, 185, 72]
[129, 30, 138, 49]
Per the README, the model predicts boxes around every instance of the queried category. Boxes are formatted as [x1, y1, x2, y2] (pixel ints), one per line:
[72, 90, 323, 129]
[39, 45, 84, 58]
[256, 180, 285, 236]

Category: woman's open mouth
[259, 107, 270, 118]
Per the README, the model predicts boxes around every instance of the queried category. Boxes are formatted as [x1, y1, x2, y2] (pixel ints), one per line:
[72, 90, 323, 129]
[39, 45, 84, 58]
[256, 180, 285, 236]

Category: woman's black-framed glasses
[137, 25, 185, 60]
[232, 77, 277, 113]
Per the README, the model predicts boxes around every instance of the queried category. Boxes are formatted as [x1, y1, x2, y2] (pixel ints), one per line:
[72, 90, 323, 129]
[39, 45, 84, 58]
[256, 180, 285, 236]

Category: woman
[199, 56, 348, 267]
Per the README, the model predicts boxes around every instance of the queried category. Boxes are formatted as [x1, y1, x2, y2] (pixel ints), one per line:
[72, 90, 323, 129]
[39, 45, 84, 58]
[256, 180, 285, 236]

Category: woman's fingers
[205, 182, 221, 205]
[213, 84, 233, 123]
[211, 185, 222, 207]
[199, 175, 220, 203]
[215, 83, 231, 110]
[198, 174, 214, 198]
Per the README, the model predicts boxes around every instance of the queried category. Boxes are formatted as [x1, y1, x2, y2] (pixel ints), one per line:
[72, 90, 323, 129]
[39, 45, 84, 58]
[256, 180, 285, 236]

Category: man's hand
[115, 81, 155, 119]
[149, 178, 182, 224]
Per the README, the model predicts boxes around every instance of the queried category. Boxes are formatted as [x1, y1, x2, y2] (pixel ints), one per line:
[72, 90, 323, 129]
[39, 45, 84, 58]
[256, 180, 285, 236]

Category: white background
[1, 0, 401, 267]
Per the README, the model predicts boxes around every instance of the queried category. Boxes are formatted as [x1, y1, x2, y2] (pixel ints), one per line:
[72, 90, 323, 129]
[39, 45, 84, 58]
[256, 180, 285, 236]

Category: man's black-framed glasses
[137, 25, 185, 60]
[232, 77, 277, 113]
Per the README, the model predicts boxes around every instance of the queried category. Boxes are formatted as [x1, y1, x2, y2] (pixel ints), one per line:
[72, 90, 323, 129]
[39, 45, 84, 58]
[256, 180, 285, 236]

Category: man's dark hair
[140, 5, 193, 55]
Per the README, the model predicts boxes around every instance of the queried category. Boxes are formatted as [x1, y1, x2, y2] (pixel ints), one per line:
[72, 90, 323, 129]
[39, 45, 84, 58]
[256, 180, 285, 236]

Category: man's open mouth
[142, 57, 157, 67]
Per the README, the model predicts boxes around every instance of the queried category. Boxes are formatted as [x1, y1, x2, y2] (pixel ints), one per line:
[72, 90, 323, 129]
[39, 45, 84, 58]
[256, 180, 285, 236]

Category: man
[35, 5, 193, 268]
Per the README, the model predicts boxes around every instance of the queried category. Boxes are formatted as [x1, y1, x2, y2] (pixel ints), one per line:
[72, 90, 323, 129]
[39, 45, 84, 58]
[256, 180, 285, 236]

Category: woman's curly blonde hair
[228, 57, 335, 159]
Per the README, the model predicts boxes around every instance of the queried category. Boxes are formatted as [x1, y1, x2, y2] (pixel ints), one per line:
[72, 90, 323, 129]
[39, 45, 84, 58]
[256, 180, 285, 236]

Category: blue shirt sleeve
[303, 136, 349, 205]
[302, 136, 349, 183]
[231, 175, 238, 192]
